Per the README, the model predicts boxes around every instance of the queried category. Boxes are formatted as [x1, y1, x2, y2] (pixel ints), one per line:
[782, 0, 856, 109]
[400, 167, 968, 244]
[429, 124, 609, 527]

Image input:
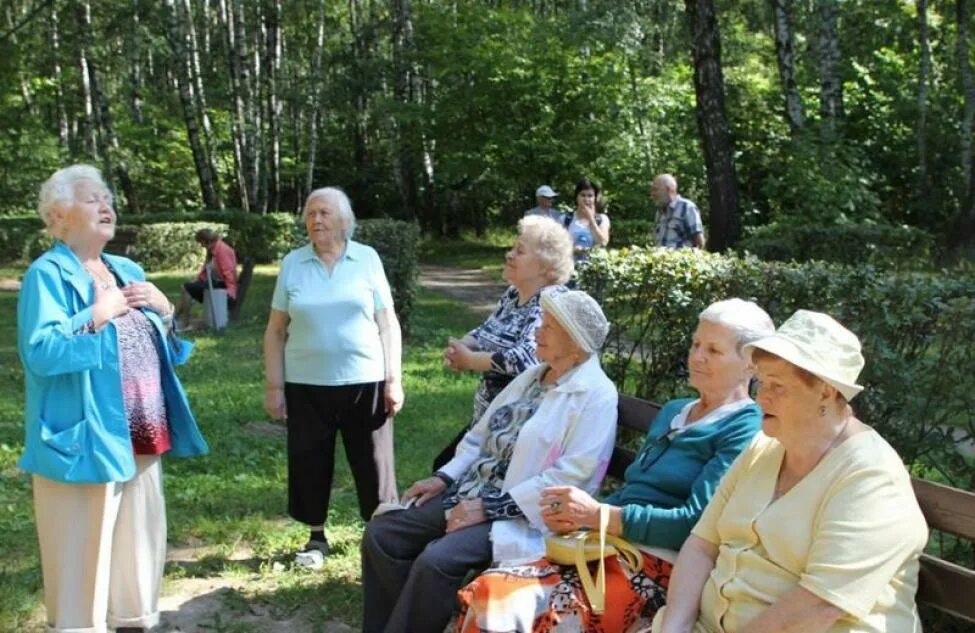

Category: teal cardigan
[18, 241, 208, 483]
[603, 397, 761, 550]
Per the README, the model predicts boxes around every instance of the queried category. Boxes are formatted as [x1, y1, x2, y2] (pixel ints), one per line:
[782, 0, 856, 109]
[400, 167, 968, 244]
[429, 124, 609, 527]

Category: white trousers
[32, 455, 166, 633]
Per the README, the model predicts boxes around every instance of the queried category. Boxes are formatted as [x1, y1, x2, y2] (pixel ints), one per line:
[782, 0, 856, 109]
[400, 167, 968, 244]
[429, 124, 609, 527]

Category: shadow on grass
[159, 570, 360, 632]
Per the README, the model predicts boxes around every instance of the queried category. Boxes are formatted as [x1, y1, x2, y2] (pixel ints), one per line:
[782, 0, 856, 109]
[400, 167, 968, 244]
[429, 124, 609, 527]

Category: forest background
[2, 0, 975, 256]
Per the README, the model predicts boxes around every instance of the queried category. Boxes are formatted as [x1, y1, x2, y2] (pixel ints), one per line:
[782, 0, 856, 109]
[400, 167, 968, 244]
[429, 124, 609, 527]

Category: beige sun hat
[742, 309, 865, 401]
[540, 289, 609, 354]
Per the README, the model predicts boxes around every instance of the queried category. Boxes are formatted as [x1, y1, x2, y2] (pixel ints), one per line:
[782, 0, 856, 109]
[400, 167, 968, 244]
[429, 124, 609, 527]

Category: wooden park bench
[609, 394, 975, 627]
[228, 256, 255, 322]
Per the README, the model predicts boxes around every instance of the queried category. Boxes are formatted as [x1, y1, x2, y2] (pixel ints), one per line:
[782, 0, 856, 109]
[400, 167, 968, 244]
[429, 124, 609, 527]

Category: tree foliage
[0, 0, 971, 246]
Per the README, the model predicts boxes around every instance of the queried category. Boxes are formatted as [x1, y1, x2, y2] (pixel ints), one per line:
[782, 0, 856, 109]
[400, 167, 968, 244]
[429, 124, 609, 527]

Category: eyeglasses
[638, 428, 678, 469]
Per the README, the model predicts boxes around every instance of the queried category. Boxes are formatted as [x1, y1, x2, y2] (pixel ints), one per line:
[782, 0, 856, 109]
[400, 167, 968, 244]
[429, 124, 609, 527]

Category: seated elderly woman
[361, 290, 617, 633]
[434, 215, 574, 470]
[455, 299, 774, 633]
[654, 310, 928, 633]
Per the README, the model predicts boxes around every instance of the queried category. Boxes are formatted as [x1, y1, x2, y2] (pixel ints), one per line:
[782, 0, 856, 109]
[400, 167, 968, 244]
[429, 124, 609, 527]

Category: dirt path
[418, 264, 505, 317]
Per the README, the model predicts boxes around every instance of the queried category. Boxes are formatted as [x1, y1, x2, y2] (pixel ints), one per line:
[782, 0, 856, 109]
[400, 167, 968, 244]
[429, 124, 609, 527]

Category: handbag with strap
[543, 504, 643, 614]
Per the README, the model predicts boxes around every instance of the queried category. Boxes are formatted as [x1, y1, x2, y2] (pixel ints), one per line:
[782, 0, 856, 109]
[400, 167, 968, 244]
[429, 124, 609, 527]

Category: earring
[818, 406, 826, 417]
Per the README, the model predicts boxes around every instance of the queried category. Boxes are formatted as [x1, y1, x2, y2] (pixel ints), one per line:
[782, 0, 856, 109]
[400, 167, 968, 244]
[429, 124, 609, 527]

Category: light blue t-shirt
[271, 241, 394, 386]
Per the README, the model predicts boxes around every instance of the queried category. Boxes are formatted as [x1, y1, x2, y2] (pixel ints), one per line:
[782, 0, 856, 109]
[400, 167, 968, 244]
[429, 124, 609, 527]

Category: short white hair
[699, 298, 774, 354]
[655, 173, 677, 193]
[518, 215, 574, 285]
[303, 187, 356, 240]
[37, 164, 107, 227]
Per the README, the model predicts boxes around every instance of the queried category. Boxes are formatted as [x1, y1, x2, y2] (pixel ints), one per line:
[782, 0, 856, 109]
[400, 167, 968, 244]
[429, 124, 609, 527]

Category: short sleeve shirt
[524, 206, 561, 221]
[691, 431, 927, 633]
[271, 241, 394, 386]
[655, 196, 703, 248]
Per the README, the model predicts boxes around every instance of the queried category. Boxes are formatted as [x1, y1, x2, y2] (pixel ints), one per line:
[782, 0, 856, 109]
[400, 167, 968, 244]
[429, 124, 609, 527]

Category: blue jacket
[17, 241, 208, 483]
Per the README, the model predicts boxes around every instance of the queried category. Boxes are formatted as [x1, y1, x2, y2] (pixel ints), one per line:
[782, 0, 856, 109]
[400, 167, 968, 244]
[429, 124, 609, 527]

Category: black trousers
[361, 492, 493, 633]
[285, 381, 395, 525]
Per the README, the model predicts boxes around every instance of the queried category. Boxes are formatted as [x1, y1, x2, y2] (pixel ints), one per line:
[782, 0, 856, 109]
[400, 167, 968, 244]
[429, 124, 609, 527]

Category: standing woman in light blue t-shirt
[263, 187, 404, 568]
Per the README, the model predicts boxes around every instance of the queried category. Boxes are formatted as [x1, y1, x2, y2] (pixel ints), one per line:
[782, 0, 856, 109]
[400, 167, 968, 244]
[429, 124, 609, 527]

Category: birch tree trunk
[167, 0, 220, 210]
[50, 5, 69, 148]
[79, 0, 139, 213]
[78, 27, 99, 158]
[305, 0, 327, 199]
[771, 0, 803, 133]
[348, 0, 370, 186]
[219, 0, 250, 210]
[917, 0, 930, 204]
[392, 0, 420, 219]
[234, 1, 260, 211]
[817, 0, 843, 139]
[183, 0, 221, 208]
[264, 0, 282, 213]
[128, 8, 144, 124]
[685, 0, 739, 251]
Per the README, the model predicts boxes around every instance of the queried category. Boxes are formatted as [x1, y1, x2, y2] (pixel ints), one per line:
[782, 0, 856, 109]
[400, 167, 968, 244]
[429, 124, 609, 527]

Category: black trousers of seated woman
[360, 492, 493, 633]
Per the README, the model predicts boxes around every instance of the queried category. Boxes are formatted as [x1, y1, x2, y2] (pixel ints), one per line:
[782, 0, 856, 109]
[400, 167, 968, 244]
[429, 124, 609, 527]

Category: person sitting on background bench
[361, 290, 617, 633]
[653, 310, 928, 633]
[174, 228, 238, 330]
[433, 215, 575, 471]
[455, 298, 773, 633]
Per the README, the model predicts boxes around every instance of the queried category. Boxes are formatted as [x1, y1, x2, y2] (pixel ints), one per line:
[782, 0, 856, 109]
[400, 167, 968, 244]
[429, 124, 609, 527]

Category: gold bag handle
[574, 504, 643, 614]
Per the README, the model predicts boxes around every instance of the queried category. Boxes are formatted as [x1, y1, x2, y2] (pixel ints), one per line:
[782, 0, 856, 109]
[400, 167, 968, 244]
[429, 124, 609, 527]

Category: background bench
[228, 256, 255, 322]
[610, 394, 975, 627]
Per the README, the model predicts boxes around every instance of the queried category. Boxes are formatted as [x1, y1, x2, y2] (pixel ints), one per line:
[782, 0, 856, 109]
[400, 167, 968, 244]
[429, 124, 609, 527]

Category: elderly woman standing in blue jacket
[17, 164, 207, 633]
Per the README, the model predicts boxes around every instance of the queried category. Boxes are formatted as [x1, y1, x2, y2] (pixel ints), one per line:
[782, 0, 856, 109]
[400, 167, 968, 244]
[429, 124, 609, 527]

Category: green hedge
[105, 222, 229, 272]
[0, 212, 295, 266]
[580, 246, 974, 489]
[735, 221, 936, 268]
[120, 211, 296, 264]
[0, 216, 47, 262]
[354, 219, 422, 336]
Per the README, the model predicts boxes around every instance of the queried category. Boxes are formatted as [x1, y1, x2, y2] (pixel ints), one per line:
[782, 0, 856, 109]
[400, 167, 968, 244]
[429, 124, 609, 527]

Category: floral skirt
[455, 552, 672, 633]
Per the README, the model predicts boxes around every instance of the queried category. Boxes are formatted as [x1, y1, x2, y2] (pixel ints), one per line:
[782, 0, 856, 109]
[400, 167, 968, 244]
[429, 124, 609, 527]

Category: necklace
[84, 263, 115, 290]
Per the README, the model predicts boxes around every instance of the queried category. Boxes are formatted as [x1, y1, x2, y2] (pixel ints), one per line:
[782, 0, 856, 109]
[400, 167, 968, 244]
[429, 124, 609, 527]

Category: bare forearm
[379, 313, 403, 383]
[658, 536, 718, 633]
[741, 587, 843, 633]
[592, 219, 610, 246]
[263, 327, 286, 388]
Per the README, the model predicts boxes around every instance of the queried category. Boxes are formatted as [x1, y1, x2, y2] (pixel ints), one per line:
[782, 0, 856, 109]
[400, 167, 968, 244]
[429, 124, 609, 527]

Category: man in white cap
[525, 185, 561, 221]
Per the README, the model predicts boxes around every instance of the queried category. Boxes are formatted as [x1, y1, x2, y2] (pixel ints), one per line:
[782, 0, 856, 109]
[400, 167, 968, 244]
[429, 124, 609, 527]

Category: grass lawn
[0, 263, 484, 631]
[419, 227, 515, 272]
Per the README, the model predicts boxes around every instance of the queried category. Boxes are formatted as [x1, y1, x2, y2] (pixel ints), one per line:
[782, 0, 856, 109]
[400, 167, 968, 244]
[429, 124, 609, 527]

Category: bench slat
[607, 446, 636, 481]
[617, 394, 660, 433]
[912, 478, 975, 541]
[917, 554, 975, 622]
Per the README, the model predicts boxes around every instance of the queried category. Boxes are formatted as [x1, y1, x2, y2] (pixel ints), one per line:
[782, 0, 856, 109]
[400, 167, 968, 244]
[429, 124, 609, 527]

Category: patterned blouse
[116, 309, 171, 455]
[465, 285, 563, 429]
[76, 262, 171, 455]
[442, 376, 552, 520]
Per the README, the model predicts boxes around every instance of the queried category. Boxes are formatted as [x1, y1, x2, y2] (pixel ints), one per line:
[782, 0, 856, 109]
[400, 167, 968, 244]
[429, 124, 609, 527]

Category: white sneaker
[294, 540, 328, 570]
